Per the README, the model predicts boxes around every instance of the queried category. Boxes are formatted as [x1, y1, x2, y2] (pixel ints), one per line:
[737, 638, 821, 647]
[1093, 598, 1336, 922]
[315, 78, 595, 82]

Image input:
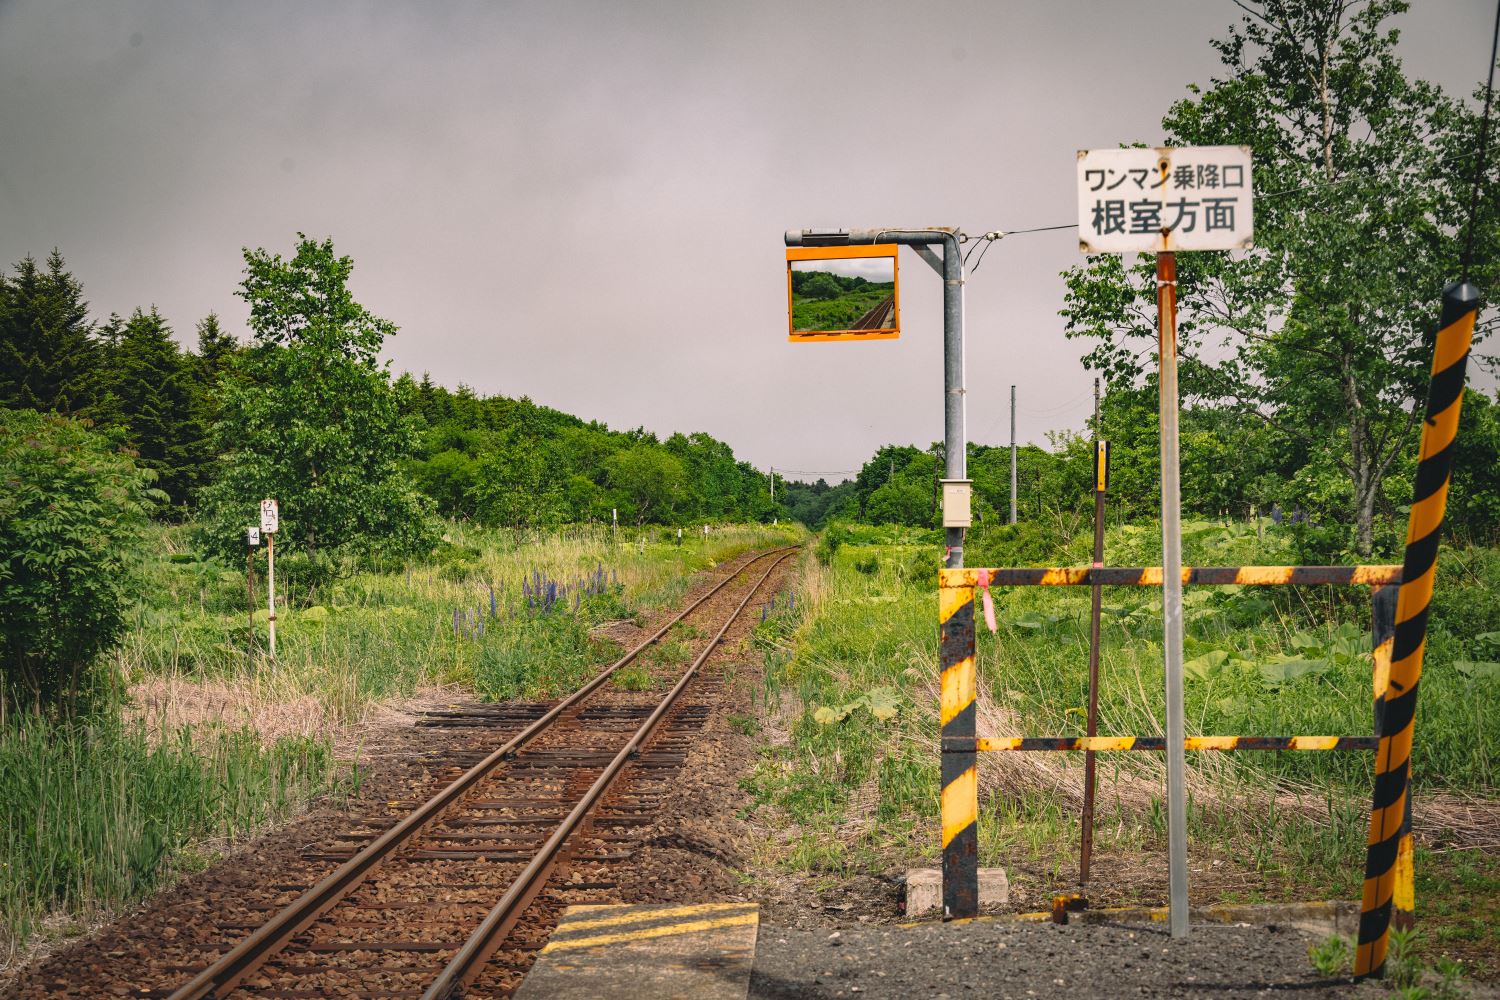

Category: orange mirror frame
[786, 244, 900, 342]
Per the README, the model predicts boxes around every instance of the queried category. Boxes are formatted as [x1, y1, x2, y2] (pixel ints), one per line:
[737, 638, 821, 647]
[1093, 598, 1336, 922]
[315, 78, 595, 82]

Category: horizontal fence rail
[961, 736, 1379, 752]
[940, 565, 1402, 587]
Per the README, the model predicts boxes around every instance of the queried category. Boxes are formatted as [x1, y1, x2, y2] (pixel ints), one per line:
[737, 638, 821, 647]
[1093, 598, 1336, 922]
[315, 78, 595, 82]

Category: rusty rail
[167, 545, 798, 1000]
[422, 548, 797, 999]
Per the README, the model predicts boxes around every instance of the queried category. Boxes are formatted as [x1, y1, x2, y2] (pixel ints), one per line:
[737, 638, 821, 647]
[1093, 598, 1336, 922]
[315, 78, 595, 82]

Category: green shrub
[815, 523, 852, 565]
[966, 519, 1069, 566]
[0, 410, 156, 713]
[472, 613, 618, 700]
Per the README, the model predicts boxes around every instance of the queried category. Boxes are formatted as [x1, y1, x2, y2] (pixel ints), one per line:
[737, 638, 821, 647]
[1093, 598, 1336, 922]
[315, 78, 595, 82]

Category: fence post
[939, 570, 978, 918]
[1369, 585, 1413, 930]
[1355, 281, 1479, 977]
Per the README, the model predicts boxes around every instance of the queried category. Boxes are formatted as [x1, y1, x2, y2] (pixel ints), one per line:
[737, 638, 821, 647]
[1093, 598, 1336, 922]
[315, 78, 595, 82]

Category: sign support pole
[247, 548, 257, 653]
[266, 532, 277, 659]
[1157, 250, 1189, 937]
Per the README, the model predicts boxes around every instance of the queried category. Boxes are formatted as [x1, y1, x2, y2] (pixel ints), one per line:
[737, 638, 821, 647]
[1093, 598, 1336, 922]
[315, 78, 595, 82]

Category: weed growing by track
[0, 716, 341, 968]
[746, 522, 1499, 977]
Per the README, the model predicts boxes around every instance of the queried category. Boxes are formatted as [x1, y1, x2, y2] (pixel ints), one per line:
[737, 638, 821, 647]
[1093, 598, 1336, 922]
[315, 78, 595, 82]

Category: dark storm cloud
[0, 1, 1493, 479]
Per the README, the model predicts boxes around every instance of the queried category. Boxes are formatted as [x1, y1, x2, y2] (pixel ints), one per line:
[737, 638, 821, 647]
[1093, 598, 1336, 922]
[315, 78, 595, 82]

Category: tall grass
[746, 524, 1499, 885]
[119, 522, 799, 729]
[0, 715, 340, 963]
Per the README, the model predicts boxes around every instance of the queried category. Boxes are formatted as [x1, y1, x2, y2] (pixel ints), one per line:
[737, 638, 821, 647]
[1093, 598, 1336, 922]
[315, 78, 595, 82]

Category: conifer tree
[0, 251, 95, 416]
[105, 308, 200, 507]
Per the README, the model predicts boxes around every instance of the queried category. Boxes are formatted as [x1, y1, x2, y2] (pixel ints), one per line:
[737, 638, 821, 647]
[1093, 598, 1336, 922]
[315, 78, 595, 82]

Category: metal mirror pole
[1157, 250, 1189, 938]
[943, 234, 966, 569]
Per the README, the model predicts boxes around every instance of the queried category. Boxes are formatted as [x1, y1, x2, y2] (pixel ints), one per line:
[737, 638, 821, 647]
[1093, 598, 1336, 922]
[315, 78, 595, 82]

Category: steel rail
[167, 545, 798, 1000]
[421, 548, 798, 1000]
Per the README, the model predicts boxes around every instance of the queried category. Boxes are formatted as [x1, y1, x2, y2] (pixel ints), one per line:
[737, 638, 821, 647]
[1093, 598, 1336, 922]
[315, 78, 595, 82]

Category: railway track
[144, 545, 798, 1000]
[849, 293, 895, 331]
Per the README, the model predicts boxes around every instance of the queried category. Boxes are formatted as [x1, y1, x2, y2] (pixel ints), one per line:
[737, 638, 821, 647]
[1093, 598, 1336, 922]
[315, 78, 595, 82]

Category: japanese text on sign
[1077, 146, 1253, 254]
[260, 498, 279, 534]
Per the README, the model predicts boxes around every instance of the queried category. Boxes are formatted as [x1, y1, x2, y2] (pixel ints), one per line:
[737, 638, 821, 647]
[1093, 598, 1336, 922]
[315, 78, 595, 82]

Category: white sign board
[260, 498, 279, 534]
[247, 526, 261, 547]
[1077, 146, 1253, 254]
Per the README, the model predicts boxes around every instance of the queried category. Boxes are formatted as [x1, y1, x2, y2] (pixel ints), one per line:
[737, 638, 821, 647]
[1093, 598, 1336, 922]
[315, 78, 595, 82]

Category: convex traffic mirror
[786, 244, 899, 342]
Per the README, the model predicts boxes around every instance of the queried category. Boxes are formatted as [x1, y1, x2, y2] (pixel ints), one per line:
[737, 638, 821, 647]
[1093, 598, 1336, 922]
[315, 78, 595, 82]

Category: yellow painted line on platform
[540, 912, 759, 954]
[548, 902, 752, 936]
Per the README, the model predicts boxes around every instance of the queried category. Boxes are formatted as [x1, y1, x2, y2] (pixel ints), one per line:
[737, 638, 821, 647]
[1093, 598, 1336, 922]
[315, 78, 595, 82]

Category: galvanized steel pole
[785, 226, 973, 919]
[783, 227, 966, 566]
[1157, 250, 1189, 938]
[942, 234, 966, 569]
[1009, 385, 1018, 525]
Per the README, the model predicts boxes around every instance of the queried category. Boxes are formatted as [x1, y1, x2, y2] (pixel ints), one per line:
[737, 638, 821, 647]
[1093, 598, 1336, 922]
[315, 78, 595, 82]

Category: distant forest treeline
[777, 380, 1500, 553]
[4, 248, 1496, 556]
[0, 250, 779, 530]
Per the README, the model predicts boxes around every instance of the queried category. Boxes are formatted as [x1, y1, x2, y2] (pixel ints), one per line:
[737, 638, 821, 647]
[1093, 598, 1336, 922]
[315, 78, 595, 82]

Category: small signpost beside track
[260, 498, 279, 657]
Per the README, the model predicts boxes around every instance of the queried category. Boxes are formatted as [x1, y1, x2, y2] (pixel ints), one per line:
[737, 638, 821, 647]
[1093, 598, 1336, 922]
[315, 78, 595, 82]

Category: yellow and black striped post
[1369, 585, 1413, 931]
[1355, 281, 1480, 978]
[939, 574, 978, 917]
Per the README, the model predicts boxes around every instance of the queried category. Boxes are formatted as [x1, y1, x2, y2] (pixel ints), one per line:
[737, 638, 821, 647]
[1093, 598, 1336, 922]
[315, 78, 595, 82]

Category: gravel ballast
[748, 920, 1393, 999]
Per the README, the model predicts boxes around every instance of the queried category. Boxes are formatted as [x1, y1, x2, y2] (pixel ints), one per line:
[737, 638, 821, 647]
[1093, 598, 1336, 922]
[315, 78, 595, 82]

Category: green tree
[196, 235, 436, 565]
[0, 252, 95, 417]
[606, 445, 686, 524]
[469, 431, 568, 527]
[194, 311, 238, 376]
[1061, 0, 1498, 554]
[96, 308, 202, 509]
[0, 410, 155, 713]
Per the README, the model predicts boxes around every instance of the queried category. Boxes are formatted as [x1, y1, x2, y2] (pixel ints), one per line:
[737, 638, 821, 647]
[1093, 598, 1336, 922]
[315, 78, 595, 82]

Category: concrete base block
[904, 867, 1009, 918]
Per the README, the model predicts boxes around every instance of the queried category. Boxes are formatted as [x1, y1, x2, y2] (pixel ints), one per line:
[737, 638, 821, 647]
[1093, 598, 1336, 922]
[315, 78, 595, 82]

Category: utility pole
[1009, 385, 1018, 525]
[769, 466, 775, 501]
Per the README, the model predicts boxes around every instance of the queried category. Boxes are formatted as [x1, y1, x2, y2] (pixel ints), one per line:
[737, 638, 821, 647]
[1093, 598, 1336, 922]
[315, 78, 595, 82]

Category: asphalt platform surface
[748, 920, 1396, 999]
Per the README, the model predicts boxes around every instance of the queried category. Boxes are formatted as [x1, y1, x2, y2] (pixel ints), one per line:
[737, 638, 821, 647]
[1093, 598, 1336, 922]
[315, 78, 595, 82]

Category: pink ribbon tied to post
[977, 568, 997, 634]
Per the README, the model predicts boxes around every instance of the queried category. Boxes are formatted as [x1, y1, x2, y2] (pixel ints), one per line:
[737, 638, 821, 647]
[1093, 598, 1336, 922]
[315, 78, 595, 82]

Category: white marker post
[1077, 145, 1253, 939]
[260, 498, 280, 658]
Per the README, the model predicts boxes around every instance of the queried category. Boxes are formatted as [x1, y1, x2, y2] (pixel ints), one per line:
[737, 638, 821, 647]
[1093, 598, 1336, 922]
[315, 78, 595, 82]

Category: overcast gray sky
[1, 1, 1494, 481]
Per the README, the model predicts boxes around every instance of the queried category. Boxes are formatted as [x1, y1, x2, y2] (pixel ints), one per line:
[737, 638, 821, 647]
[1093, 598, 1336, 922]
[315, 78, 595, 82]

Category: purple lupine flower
[452, 608, 461, 637]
